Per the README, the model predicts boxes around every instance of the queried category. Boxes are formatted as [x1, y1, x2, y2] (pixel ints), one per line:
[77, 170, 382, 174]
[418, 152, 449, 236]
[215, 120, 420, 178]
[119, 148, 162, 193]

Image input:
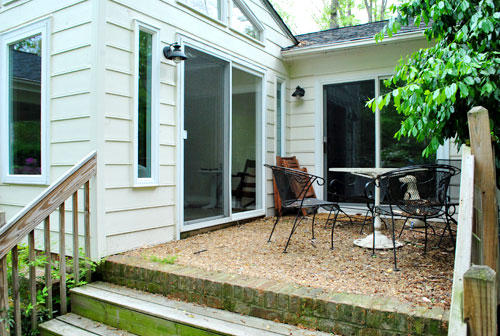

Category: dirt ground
[124, 214, 455, 310]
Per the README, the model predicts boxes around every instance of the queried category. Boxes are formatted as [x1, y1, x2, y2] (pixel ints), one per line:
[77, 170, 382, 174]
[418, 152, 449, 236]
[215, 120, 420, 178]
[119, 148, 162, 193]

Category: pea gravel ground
[124, 214, 455, 310]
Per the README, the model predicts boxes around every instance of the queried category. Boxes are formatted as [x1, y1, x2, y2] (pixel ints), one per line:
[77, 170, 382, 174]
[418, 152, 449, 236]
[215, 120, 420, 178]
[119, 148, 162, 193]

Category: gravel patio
[124, 214, 455, 310]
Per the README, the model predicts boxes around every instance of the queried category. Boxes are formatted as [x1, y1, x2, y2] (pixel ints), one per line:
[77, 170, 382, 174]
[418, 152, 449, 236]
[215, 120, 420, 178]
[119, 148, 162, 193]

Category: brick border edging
[97, 255, 448, 335]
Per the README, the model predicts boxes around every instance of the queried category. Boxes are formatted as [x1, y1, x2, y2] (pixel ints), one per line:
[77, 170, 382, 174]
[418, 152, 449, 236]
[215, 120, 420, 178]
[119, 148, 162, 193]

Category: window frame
[133, 21, 160, 187]
[177, 0, 227, 24]
[276, 79, 286, 157]
[229, 0, 265, 42]
[1, 18, 50, 185]
[177, 37, 266, 233]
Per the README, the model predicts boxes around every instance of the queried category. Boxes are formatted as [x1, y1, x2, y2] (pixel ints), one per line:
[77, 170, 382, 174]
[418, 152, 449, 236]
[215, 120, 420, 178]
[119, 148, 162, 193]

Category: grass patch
[149, 254, 178, 265]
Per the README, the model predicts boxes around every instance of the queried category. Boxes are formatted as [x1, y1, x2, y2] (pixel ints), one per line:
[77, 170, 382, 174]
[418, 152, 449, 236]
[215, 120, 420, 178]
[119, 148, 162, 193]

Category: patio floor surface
[124, 214, 455, 310]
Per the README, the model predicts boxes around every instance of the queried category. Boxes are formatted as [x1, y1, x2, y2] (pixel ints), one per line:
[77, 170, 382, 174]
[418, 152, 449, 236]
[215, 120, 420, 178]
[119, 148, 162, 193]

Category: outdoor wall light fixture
[163, 43, 187, 64]
[292, 86, 305, 98]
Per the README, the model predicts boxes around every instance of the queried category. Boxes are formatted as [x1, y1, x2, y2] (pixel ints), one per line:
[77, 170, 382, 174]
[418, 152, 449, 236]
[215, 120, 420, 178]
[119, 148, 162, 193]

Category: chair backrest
[328, 172, 374, 203]
[378, 164, 459, 217]
[265, 164, 322, 207]
[436, 159, 462, 204]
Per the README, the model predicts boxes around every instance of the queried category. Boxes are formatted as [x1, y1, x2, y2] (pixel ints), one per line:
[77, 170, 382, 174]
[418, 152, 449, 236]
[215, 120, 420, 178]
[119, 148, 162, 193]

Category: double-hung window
[134, 22, 159, 186]
[1, 19, 49, 184]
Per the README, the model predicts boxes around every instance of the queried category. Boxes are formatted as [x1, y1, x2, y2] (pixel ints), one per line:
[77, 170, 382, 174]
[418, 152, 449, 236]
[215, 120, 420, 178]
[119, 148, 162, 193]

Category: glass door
[183, 47, 229, 223]
[324, 80, 376, 199]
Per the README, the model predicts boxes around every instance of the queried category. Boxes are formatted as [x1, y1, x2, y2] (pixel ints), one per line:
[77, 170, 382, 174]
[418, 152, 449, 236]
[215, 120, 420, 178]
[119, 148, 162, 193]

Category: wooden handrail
[0, 151, 96, 335]
[0, 151, 96, 259]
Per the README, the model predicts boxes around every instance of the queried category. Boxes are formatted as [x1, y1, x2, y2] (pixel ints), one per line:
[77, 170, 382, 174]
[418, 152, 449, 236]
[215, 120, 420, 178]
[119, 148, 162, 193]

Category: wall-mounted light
[292, 86, 305, 98]
[163, 43, 187, 64]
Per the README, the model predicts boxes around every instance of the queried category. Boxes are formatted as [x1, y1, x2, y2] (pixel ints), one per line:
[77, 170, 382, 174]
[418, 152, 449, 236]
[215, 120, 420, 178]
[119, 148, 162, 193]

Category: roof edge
[282, 31, 424, 58]
[261, 0, 299, 45]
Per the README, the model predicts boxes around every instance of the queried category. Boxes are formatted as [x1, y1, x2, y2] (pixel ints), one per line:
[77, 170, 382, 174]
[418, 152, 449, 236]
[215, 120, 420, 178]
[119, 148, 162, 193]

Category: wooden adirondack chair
[273, 156, 317, 216]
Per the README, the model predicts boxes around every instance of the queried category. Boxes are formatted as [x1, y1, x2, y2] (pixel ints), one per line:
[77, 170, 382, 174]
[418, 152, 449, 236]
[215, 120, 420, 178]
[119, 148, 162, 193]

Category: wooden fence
[0, 151, 96, 336]
[448, 107, 498, 335]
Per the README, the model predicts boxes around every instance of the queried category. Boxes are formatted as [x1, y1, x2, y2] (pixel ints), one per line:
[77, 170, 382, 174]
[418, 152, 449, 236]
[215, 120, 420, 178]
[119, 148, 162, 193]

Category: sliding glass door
[183, 46, 262, 226]
[323, 78, 434, 200]
[184, 47, 229, 223]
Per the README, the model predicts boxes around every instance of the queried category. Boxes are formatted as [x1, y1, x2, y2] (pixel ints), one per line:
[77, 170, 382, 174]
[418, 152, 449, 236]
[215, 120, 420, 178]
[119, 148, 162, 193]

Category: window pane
[9, 34, 42, 175]
[276, 83, 282, 157]
[380, 79, 434, 167]
[184, 47, 229, 222]
[231, 1, 260, 40]
[232, 68, 260, 213]
[184, 0, 221, 20]
[137, 30, 153, 178]
[324, 80, 375, 200]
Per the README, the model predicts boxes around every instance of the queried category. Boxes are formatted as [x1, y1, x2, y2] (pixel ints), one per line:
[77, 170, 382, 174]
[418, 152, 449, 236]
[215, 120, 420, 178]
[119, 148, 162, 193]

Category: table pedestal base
[354, 230, 404, 249]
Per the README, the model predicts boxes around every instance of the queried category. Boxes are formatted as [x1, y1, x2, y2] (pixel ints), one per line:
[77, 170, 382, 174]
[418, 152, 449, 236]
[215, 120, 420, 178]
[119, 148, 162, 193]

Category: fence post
[0, 212, 8, 336]
[467, 107, 499, 277]
[463, 265, 497, 335]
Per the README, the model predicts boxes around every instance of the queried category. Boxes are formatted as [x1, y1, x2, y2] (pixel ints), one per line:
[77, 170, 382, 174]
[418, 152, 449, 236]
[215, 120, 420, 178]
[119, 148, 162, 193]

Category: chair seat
[284, 198, 338, 209]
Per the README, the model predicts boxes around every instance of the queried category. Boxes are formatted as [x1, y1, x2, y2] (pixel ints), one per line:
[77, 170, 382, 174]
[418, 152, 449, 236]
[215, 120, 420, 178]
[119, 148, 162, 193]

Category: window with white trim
[230, 0, 263, 40]
[276, 80, 285, 157]
[134, 22, 159, 186]
[182, 0, 223, 21]
[1, 19, 49, 184]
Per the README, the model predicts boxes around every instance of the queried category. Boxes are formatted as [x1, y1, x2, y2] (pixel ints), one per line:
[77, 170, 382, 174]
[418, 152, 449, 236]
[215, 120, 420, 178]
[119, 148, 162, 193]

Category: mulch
[124, 214, 455, 310]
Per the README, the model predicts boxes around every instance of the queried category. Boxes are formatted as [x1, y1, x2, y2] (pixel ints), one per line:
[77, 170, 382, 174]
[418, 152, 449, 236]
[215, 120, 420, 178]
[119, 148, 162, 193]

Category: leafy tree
[360, 0, 389, 22]
[369, 0, 500, 165]
[268, 0, 298, 33]
[314, 0, 360, 29]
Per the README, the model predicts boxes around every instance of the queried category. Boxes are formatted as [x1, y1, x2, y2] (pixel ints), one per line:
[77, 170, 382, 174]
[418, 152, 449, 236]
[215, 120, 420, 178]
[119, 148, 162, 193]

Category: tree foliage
[268, 0, 298, 33]
[314, 0, 360, 29]
[369, 0, 500, 160]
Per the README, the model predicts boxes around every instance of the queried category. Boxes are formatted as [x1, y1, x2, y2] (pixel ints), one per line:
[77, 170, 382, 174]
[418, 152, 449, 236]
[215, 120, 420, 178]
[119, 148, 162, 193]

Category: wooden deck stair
[39, 282, 332, 336]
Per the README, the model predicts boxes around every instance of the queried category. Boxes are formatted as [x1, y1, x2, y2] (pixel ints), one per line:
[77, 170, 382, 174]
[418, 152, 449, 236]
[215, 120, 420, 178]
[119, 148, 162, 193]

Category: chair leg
[311, 210, 318, 240]
[390, 212, 399, 271]
[398, 218, 409, 238]
[330, 210, 339, 250]
[268, 215, 280, 242]
[360, 209, 371, 234]
[423, 218, 428, 254]
[371, 214, 376, 257]
[283, 210, 302, 253]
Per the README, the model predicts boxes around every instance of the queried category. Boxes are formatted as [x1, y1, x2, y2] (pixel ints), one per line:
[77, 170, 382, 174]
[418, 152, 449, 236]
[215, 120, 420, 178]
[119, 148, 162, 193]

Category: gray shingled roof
[284, 20, 424, 51]
[11, 50, 41, 82]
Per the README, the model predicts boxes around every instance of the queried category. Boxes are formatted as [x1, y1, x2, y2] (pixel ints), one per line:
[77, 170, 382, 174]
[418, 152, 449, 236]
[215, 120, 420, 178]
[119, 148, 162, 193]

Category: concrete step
[39, 313, 136, 336]
[70, 281, 333, 336]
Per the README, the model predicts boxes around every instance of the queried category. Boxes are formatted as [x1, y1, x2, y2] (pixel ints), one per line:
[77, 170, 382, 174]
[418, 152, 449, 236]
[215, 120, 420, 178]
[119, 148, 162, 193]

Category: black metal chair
[373, 164, 459, 270]
[435, 159, 461, 247]
[327, 173, 375, 233]
[265, 164, 340, 252]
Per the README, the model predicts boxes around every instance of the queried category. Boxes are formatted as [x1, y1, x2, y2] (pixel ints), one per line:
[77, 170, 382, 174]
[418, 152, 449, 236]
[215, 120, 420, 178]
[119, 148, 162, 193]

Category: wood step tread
[39, 313, 137, 336]
[71, 282, 331, 336]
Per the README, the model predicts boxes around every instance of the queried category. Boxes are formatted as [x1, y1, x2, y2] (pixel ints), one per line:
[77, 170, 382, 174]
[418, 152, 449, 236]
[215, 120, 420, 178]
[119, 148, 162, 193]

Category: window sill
[175, 1, 228, 29]
[229, 27, 265, 47]
[2, 175, 48, 185]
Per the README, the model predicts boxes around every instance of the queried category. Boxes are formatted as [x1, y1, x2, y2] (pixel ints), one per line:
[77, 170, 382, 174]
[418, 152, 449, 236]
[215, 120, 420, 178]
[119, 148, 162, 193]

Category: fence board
[468, 106, 498, 273]
[448, 150, 474, 335]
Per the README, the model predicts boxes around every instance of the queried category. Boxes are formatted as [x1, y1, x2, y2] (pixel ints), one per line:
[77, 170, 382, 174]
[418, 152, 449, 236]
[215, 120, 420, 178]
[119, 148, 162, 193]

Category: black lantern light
[163, 43, 187, 64]
[292, 86, 305, 98]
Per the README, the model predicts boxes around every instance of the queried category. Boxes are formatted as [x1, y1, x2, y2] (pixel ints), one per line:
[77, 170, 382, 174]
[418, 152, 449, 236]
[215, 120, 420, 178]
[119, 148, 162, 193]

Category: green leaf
[464, 77, 475, 85]
[458, 82, 469, 97]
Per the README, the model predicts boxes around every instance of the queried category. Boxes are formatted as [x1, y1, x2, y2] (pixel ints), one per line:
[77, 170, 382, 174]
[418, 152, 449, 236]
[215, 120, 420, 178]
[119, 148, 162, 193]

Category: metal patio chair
[327, 173, 375, 233]
[373, 164, 458, 270]
[265, 164, 340, 252]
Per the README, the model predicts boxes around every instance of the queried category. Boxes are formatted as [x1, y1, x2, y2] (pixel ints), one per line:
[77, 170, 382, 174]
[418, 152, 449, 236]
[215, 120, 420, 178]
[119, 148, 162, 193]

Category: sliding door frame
[176, 35, 266, 235]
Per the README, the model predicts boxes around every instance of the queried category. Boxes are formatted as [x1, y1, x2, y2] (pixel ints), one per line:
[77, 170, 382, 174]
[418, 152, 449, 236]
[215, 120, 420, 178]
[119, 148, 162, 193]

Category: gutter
[281, 31, 425, 59]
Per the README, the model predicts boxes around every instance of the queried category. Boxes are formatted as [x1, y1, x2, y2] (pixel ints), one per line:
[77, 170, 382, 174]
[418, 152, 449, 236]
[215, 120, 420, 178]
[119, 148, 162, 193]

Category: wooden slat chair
[232, 159, 256, 210]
